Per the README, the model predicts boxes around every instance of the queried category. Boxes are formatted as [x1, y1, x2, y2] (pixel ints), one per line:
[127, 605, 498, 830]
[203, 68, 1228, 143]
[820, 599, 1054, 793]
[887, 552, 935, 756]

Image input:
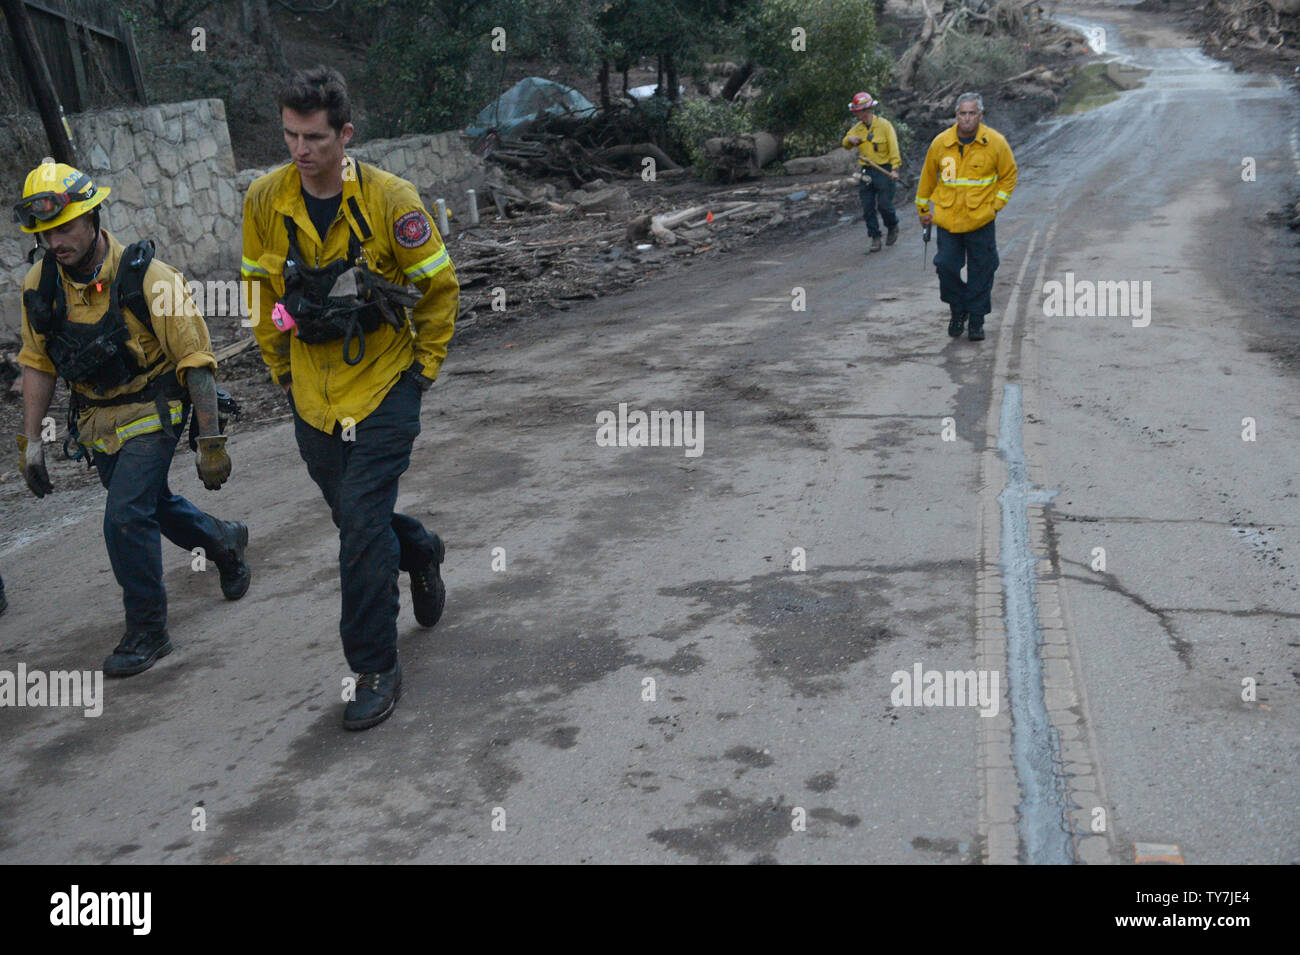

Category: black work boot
[886, 225, 899, 246]
[968, 318, 985, 341]
[868, 235, 882, 253]
[104, 630, 173, 677]
[409, 535, 446, 629]
[0, 576, 7, 617]
[214, 521, 251, 601]
[343, 660, 402, 731]
[947, 310, 967, 338]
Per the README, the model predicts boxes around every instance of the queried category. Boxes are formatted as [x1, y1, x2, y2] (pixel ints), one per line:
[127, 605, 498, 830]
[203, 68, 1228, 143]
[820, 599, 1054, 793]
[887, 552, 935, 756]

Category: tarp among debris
[465, 77, 597, 139]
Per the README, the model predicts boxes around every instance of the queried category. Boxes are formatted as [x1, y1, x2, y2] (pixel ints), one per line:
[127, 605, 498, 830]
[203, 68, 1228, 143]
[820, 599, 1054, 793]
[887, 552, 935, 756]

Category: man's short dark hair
[277, 66, 351, 131]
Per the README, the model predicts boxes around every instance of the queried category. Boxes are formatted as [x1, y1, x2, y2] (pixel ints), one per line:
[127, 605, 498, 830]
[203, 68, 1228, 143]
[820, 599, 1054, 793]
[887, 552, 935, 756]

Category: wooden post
[0, 0, 76, 163]
[62, 6, 89, 111]
[120, 18, 149, 104]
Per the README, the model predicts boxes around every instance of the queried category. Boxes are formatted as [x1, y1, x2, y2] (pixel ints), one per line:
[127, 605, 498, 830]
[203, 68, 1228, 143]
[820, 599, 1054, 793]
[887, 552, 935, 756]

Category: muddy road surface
[1, 2, 1297, 864]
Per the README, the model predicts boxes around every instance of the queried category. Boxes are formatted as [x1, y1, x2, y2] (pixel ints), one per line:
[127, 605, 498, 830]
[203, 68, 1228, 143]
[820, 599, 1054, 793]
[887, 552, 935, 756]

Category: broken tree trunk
[719, 61, 756, 101]
[597, 143, 681, 171]
[896, 0, 965, 92]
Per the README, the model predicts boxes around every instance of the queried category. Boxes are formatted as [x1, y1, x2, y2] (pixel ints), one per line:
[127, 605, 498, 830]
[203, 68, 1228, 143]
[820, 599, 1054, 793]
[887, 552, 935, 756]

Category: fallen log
[597, 143, 681, 171]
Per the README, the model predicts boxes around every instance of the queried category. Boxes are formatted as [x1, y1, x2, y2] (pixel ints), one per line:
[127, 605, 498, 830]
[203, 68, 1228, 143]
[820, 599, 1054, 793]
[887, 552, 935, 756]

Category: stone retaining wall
[1, 98, 485, 338]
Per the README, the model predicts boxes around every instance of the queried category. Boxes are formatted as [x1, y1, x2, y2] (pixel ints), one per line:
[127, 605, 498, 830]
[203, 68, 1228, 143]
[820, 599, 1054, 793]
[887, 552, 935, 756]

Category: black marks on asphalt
[724, 745, 774, 769]
[624, 770, 659, 794]
[648, 789, 792, 863]
[809, 808, 860, 828]
[658, 570, 897, 696]
[945, 345, 994, 450]
[805, 771, 837, 793]
[199, 791, 303, 862]
[856, 416, 931, 464]
[648, 713, 684, 742]
[428, 448, 530, 496]
[1059, 559, 1193, 668]
[704, 374, 829, 451]
[648, 606, 722, 643]
[541, 726, 580, 749]
[651, 642, 706, 675]
[911, 834, 977, 863]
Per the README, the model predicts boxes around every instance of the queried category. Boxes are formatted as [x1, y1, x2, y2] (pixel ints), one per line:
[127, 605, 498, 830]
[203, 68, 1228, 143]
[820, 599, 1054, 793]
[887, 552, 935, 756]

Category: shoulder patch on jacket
[394, 210, 433, 248]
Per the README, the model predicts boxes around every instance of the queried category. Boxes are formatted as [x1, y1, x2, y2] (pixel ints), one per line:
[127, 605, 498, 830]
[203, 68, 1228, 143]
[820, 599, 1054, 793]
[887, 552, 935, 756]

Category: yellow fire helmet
[14, 162, 110, 233]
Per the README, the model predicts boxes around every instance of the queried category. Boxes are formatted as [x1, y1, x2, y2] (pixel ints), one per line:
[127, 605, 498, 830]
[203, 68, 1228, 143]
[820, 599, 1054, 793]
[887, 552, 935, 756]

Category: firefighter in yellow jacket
[915, 92, 1018, 341]
[15, 162, 249, 676]
[842, 92, 902, 253]
[242, 66, 458, 730]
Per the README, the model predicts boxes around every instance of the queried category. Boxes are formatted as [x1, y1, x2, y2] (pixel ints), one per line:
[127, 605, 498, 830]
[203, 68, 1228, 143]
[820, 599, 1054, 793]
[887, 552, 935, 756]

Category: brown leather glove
[195, 435, 231, 490]
[16, 434, 52, 498]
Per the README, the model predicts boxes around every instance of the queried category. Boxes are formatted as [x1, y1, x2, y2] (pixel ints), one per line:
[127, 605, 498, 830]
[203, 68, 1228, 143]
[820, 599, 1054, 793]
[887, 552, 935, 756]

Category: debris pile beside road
[450, 173, 854, 324]
[890, 1, 1087, 124]
[485, 106, 685, 187]
[1200, 0, 1300, 56]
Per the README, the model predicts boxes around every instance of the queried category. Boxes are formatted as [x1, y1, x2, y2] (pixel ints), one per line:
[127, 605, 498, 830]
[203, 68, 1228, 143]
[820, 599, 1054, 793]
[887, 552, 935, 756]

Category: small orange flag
[705, 210, 714, 223]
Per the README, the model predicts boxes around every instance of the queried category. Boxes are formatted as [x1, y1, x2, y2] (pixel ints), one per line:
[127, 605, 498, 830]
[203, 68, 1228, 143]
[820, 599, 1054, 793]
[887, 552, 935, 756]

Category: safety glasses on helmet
[12, 174, 96, 230]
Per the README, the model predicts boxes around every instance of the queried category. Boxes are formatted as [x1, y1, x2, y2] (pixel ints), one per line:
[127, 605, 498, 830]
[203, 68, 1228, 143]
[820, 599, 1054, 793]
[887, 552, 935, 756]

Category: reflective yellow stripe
[403, 248, 450, 281]
[946, 176, 996, 186]
[90, 403, 186, 452]
[996, 191, 1010, 200]
[915, 197, 930, 207]
[241, 256, 270, 277]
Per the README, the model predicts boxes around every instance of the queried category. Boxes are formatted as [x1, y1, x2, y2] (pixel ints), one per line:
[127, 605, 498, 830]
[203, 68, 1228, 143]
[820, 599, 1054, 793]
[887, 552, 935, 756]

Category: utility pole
[0, 0, 77, 164]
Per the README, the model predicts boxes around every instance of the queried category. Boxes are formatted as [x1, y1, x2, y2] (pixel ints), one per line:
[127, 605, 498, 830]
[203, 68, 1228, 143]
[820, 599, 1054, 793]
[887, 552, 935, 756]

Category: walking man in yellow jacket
[242, 66, 458, 730]
[843, 92, 902, 253]
[915, 93, 1018, 341]
[16, 162, 248, 675]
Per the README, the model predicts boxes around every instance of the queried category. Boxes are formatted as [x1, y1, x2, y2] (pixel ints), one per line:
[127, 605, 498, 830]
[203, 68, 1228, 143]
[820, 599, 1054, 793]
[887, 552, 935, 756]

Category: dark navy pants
[293, 373, 437, 674]
[857, 167, 899, 238]
[94, 428, 228, 633]
[934, 220, 1000, 326]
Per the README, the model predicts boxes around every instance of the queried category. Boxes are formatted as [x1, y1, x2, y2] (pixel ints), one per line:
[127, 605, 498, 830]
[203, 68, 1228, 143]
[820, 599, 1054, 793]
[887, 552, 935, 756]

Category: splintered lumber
[215, 337, 257, 362]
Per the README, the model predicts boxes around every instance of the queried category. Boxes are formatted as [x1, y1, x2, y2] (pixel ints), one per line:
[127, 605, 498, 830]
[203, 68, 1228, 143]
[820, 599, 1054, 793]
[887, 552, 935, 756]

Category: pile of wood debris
[1200, 0, 1300, 56]
[449, 174, 853, 325]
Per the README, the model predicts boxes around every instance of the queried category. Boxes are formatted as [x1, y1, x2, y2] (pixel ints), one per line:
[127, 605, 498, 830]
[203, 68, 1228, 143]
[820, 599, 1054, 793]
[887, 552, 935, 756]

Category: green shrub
[746, 0, 891, 151]
[668, 98, 756, 167]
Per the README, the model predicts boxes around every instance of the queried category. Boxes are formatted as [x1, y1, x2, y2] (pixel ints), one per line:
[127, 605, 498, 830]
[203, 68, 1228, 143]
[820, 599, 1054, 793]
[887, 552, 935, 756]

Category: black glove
[17, 435, 53, 498]
[403, 365, 433, 395]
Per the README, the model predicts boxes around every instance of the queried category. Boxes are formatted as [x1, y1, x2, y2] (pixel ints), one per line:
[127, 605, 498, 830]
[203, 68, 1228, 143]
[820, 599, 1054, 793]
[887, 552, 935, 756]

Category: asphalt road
[1, 1, 1297, 864]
